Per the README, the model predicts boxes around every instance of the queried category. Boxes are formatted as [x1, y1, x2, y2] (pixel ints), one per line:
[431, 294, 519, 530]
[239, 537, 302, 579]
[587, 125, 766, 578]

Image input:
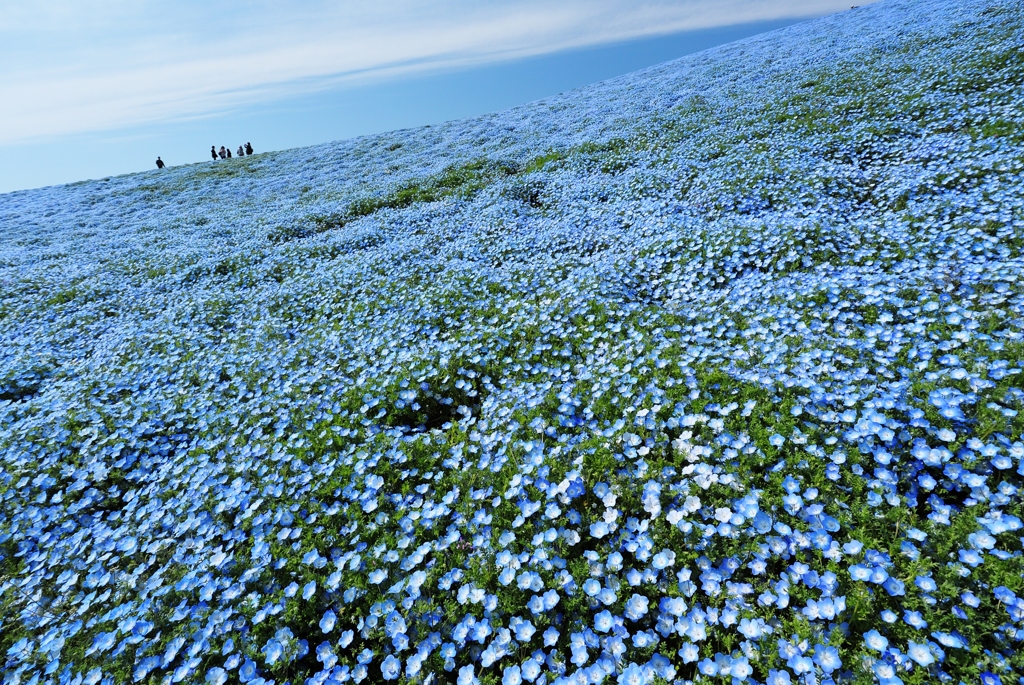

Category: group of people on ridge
[154, 142, 254, 169]
[213, 143, 253, 160]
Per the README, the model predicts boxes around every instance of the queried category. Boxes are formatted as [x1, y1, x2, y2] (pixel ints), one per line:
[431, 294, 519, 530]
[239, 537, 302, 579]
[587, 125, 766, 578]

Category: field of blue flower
[2, 0, 1023, 684]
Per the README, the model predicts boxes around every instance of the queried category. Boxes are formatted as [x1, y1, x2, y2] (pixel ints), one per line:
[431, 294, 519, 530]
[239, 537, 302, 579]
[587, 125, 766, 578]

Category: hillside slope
[2, 0, 1024, 683]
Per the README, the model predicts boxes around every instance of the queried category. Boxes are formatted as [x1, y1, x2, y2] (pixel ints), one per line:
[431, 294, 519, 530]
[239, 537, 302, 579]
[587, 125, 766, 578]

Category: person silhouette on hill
[155, 157, 165, 169]
[211, 146, 218, 160]
[237, 145, 244, 157]
[226, 147, 232, 158]
[219, 146, 227, 159]
[245, 142, 253, 155]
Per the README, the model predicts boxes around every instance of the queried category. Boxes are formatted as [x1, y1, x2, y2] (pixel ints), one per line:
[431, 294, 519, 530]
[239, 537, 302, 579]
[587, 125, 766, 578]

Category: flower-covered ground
[2, 0, 1024, 683]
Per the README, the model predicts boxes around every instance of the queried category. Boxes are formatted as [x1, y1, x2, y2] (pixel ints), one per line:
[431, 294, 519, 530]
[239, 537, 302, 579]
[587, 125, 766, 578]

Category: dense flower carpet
[1, 0, 1023, 683]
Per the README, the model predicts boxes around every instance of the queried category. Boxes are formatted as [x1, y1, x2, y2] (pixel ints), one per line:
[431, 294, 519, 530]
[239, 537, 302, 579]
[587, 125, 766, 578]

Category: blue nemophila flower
[730, 656, 753, 679]
[969, 531, 996, 550]
[512, 617, 536, 642]
[738, 617, 764, 639]
[907, 641, 936, 666]
[458, 665, 479, 685]
[5, 634, 31, 663]
[813, 644, 841, 673]
[848, 564, 870, 581]
[163, 636, 187, 667]
[206, 667, 228, 685]
[873, 660, 900, 683]
[660, 596, 686, 617]
[624, 594, 649, 621]
[678, 643, 699, 663]
[521, 658, 541, 682]
[932, 631, 966, 649]
[697, 657, 718, 677]
[316, 642, 337, 669]
[958, 549, 984, 567]
[238, 660, 257, 682]
[915, 576, 937, 592]
[864, 629, 888, 652]
[632, 630, 658, 649]
[2, 1, 1023, 682]
[502, 665, 522, 685]
[993, 586, 1019, 605]
[883, 576, 906, 597]
[788, 654, 813, 675]
[651, 549, 675, 569]
[86, 631, 116, 655]
[962, 591, 981, 608]
[381, 654, 401, 680]
[262, 639, 284, 665]
[617, 663, 646, 685]
[843, 540, 864, 555]
[135, 657, 160, 680]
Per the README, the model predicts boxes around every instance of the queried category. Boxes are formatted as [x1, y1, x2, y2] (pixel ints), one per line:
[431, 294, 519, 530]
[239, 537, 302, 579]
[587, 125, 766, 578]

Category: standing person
[219, 146, 227, 159]
[155, 157, 165, 169]
[226, 147, 232, 158]
[245, 142, 253, 155]
[211, 146, 218, 160]
[237, 145, 244, 157]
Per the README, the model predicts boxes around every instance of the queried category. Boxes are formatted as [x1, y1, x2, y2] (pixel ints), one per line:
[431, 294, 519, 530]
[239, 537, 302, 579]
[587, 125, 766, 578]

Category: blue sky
[0, 1, 867, 194]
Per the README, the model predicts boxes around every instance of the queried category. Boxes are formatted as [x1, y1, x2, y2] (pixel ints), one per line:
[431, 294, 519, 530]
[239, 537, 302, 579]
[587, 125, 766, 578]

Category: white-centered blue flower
[381, 654, 401, 680]
[907, 641, 935, 667]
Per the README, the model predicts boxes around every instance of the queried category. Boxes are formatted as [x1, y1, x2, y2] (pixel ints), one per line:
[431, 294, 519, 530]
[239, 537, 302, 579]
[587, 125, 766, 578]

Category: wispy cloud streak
[0, 0, 861, 143]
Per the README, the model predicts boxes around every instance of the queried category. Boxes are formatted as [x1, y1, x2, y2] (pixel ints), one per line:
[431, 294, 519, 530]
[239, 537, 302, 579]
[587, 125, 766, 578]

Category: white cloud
[0, 0, 860, 144]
